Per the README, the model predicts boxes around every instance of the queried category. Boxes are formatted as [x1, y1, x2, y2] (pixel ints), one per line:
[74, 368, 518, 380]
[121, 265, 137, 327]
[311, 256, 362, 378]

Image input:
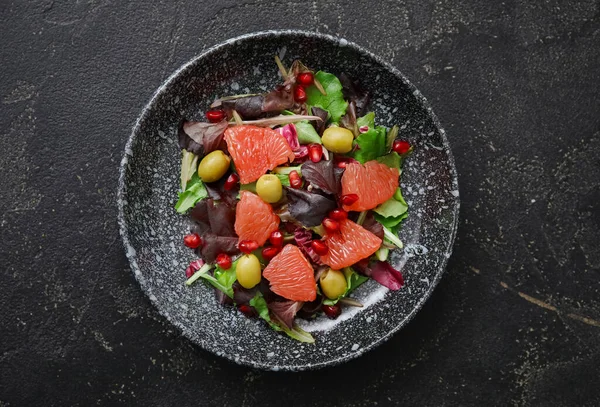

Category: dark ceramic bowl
[117, 30, 459, 371]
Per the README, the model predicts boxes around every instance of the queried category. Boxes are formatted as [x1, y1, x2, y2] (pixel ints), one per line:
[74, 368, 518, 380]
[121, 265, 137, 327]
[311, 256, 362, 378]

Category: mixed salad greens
[175, 56, 413, 342]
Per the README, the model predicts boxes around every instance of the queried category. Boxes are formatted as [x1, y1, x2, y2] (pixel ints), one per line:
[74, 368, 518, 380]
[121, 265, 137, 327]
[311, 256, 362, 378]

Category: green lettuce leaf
[274, 173, 291, 187]
[374, 187, 409, 232]
[351, 126, 387, 163]
[375, 152, 403, 170]
[356, 112, 375, 129]
[306, 71, 348, 123]
[250, 292, 273, 324]
[295, 121, 322, 145]
[212, 260, 238, 298]
[373, 190, 408, 218]
[375, 211, 408, 230]
[175, 173, 208, 213]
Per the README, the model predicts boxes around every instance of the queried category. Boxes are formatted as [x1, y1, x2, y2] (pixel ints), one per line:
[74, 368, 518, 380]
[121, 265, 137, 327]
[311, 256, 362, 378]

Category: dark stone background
[1, 0, 599, 405]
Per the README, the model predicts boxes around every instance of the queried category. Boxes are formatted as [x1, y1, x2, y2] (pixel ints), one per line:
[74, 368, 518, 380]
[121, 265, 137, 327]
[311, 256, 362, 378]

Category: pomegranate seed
[392, 140, 411, 154]
[216, 253, 232, 269]
[269, 230, 284, 247]
[238, 304, 256, 317]
[334, 156, 356, 169]
[308, 144, 323, 163]
[289, 170, 302, 189]
[183, 233, 202, 249]
[294, 85, 307, 103]
[206, 110, 225, 123]
[322, 218, 340, 234]
[311, 240, 329, 256]
[239, 240, 259, 254]
[224, 173, 239, 191]
[262, 246, 280, 261]
[322, 304, 342, 319]
[329, 208, 348, 221]
[297, 72, 314, 86]
[341, 194, 359, 206]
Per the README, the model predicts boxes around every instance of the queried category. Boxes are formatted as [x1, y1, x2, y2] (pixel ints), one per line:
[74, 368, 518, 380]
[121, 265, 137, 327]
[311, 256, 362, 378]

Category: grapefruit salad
[175, 58, 413, 342]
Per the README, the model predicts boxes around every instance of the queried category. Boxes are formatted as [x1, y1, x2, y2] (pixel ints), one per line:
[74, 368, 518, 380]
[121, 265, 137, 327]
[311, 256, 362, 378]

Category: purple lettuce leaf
[180, 120, 228, 154]
[190, 198, 236, 237]
[340, 101, 358, 136]
[222, 85, 294, 119]
[190, 198, 239, 262]
[222, 95, 264, 119]
[215, 287, 234, 305]
[191, 228, 239, 263]
[361, 261, 404, 290]
[285, 187, 337, 227]
[263, 84, 295, 113]
[361, 212, 385, 240]
[297, 294, 324, 320]
[178, 122, 203, 155]
[339, 73, 372, 116]
[310, 107, 329, 135]
[267, 300, 304, 329]
[301, 159, 340, 195]
[233, 282, 258, 305]
[294, 227, 323, 265]
[207, 200, 236, 237]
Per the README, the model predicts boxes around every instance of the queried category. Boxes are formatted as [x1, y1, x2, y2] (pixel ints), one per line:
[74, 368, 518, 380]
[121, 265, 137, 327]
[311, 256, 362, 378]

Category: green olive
[256, 174, 283, 203]
[197, 150, 231, 183]
[236, 254, 262, 289]
[320, 268, 347, 299]
[322, 126, 354, 154]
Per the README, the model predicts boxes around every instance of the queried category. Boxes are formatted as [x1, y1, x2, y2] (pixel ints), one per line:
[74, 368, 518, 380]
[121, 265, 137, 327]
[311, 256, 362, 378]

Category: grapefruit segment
[341, 161, 399, 212]
[263, 244, 316, 302]
[320, 219, 382, 269]
[224, 125, 295, 184]
[235, 191, 280, 246]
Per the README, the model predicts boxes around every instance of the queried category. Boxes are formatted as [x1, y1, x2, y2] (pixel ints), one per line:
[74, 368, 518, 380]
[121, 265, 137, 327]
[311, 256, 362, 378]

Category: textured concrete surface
[1, 0, 599, 405]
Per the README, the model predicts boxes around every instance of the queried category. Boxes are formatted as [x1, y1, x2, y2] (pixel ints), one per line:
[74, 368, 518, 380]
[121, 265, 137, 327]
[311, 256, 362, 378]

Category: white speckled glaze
[117, 30, 459, 371]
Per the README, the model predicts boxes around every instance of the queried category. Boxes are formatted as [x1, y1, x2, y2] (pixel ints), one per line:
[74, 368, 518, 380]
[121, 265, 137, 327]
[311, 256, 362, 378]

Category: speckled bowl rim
[117, 30, 459, 371]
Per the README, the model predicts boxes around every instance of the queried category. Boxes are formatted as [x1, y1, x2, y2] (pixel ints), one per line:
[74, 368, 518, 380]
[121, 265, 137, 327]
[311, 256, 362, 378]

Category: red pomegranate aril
[269, 230, 284, 247]
[262, 246, 280, 261]
[392, 140, 411, 154]
[206, 110, 225, 123]
[322, 304, 342, 319]
[239, 240, 259, 254]
[224, 173, 239, 191]
[322, 218, 340, 234]
[329, 208, 348, 221]
[238, 304, 255, 317]
[294, 85, 307, 103]
[311, 240, 329, 256]
[308, 143, 323, 163]
[297, 72, 314, 86]
[183, 233, 202, 249]
[216, 253, 232, 269]
[341, 193, 359, 206]
[289, 170, 302, 189]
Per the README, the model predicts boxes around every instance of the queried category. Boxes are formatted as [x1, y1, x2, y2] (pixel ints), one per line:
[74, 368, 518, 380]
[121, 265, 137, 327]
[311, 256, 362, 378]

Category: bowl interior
[118, 31, 459, 370]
